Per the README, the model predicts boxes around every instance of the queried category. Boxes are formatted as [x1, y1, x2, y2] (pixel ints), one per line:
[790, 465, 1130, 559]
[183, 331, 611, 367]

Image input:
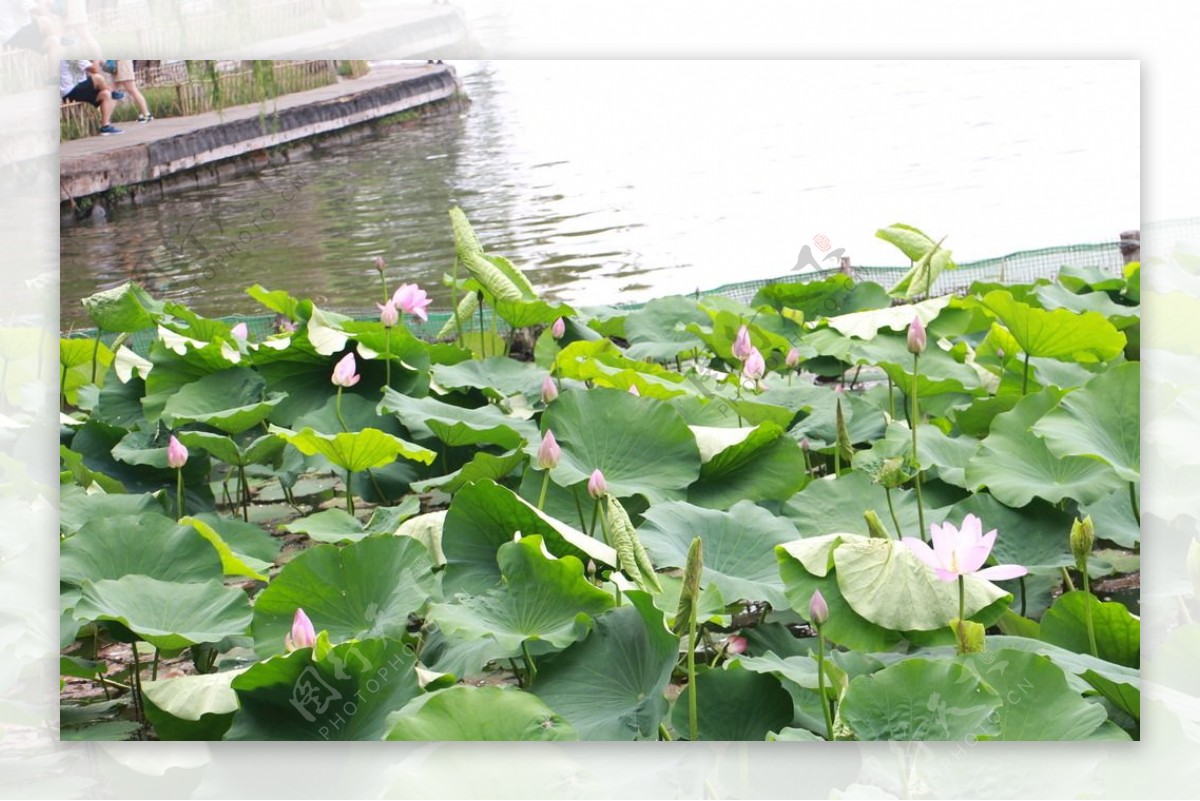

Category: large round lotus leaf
[670, 665, 792, 741]
[176, 430, 286, 468]
[854, 421, 981, 490]
[1079, 486, 1140, 549]
[851, 332, 983, 397]
[980, 289, 1126, 362]
[431, 357, 550, 403]
[752, 276, 891, 322]
[686, 423, 809, 509]
[61, 513, 223, 586]
[623, 295, 710, 361]
[227, 638, 420, 740]
[782, 471, 922, 541]
[824, 294, 953, 339]
[1039, 590, 1139, 668]
[785, 390, 887, 450]
[541, 388, 701, 503]
[73, 576, 252, 650]
[161, 367, 285, 434]
[532, 592, 677, 741]
[386, 685, 577, 741]
[59, 487, 166, 536]
[1034, 283, 1140, 328]
[840, 658, 1001, 740]
[60, 338, 114, 406]
[551, 340, 693, 399]
[965, 388, 1125, 507]
[1032, 362, 1139, 483]
[377, 388, 538, 450]
[638, 501, 796, 609]
[180, 516, 274, 581]
[81, 281, 166, 332]
[270, 425, 435, 472]
[964, 649, 1111, 740]
[142, 668, 245, 741]
[426, 535, 615, 660]
[410, 448, 527, 495]
[251, 535, 437, 658]
[830, 536, 1010, 631]
[441, 479, 616, 597]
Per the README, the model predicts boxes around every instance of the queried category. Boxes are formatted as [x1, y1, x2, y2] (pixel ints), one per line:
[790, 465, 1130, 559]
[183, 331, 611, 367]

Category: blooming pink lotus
[285, 608, 316, 651]
[537, 430, 561, 470]
[166, 435, 188, 469]
[732, 325, 753, 361]
[377, 298, 399, 328]
[392, 283, 432, 322]
[903, 514, 1028, 583]
[743, 347, 766, 381]
[331, 352, 360, 387]
[587, 468, 607, 499]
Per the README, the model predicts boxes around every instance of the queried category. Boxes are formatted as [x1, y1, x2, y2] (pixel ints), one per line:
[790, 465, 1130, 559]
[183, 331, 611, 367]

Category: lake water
[59, 59, 1139, 329]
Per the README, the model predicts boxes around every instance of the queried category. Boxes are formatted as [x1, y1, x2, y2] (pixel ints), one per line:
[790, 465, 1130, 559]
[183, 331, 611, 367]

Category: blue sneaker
[99, 124, 124, 135]
[112, 90, 126, 100]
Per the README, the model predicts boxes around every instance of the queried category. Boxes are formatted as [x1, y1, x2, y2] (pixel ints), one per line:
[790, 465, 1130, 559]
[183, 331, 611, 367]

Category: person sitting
[59, 59, 123, 136]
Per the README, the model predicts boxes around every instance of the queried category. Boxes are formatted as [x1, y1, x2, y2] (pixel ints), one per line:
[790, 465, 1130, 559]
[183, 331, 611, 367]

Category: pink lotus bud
[726, 635, 748, 655]
[541, 375, 558, 404]
[285, 608, 316, 651]
[800, 437, 810, 452]
[551, 317, 566, 339]
[743, 347, 766, 381]
[785, 346, 800, 368]
[587, 469, 607, 499]
[331, 352, 361, 387]
[230, 322, 248, 341]
[166, 435, 188, 469]
[374, 256, 386, 273]
[732, 325, 753, 361]
[907, 315, 927, 355]
[377, 299, 399, 328]
[392, 283, 433, 322]
[809, 590, 829, 627]
[537, 430, 561, 470]
[628, 384, 640, 397]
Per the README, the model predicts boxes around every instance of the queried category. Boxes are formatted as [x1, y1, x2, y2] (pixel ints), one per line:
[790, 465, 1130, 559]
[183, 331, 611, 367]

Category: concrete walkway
[60, 62, 459, 202]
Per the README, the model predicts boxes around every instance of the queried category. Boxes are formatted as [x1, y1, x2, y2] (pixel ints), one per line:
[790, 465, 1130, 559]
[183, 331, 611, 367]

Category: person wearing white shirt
[60, 59, 122, 136]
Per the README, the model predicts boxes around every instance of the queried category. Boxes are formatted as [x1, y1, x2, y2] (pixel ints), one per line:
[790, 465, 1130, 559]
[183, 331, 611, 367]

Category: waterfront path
[60, 62, 458, 202]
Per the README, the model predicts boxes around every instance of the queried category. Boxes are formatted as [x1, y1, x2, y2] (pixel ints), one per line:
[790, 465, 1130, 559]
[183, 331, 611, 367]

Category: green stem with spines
[537, 470, 550, 511]
[1082, 568, 1099, 658]
[175, 467, 184, 520]
[911, 353, 927, 541]
[816, 627, 834, 740]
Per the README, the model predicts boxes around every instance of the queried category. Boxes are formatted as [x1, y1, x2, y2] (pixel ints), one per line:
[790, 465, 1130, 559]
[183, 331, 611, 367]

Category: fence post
[1119, 230, 1140, 265]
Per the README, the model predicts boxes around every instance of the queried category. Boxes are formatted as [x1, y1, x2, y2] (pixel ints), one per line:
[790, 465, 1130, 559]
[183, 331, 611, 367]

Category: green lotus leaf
[1032, 362, 1139, 482]
[670, 665, 793, 741]
[531, 592, 676, 740]
[270, 424, 435, 472]
[638, 501, 797, 609]
[687, 423, 809, 509]
[281, 508, 373, 544]
[1034, 283, 1139, 329]
[850, 331, 983, 396]
[441, 479, 616, 596]
[785, 389, 887, 449]
[181, 516, 273, 581]
[964, 649, 1113, 740]
[396, 510, 447, 566]
[73, 575, 252, 650]
[965, 388, 1125, 506]
[840, 658, 1000, 740]
[552, 339, 693, 398]
[246, 284, 304, 320]
[431, 357, 550, 403]
[387, 685, 576, 741]
[824, 294, 954, 340]
[142, 668, 246, 741]
[426, 535, 615, 659]
[61, 513, 223, 586]
[60, 445, 126, 493]
[1057, 264, 1126, 294]
[1079, 486, 1140, 548]
[60, 486, 166, 536]
[251, 535, 438, 658]
[541, 388, 701, 503]
[177, 430, 285, 468]
[228, 638, 420, 740]
[622, 295, 710, 361]
[161, 367, 285, 434]
[410, 448, 526, 495]
[377, 388, 538, 450]
[92, 370, 147, 430]
[61, 338, 114, 405]
[768, 727, 824, 741]
[980, 289, 1126, 363]
[781, 470, 921, 541]
[853, 421, 980, 489]
[494, 298, 577, 329]
[81, 281, 166, 332]
[752, 276, 891, 322]
[1039, 590, 1139, 668]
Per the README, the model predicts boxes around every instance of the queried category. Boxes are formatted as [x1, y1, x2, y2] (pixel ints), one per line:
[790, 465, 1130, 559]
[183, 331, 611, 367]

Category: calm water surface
[59, 60, 1138, 329]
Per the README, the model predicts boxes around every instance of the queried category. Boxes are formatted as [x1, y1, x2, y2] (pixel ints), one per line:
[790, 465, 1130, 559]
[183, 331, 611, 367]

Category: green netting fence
[65, 234, 1138, 357]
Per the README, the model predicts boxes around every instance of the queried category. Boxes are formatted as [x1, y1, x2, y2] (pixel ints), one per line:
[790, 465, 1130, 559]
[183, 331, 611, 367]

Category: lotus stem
[521, 640, 537, 687]
[687, 611, 699, 741]
[1060, 567, 1076, 593]
[379, 268, 389, 304]
[175, 467, 184, 520]
[1082, 567, 1099, 658]
[450, 257, 464, 349]
[911, 353, 927, 542]
[237, 464, 250, 522]
[595, 500, 610, 547]
[885, 488, 902, 540]
[384, 328, 392, 390]
[537, 470, 550, 511]
[816, 628, 834, 740]
[477, 294, 487, 358]
[90, 328, 102, 384]
[345, 470, 355, 517]
[1129, 481, 1140, 526]
[589, 498, 601, 540]
[571, 485, 588, 533]
[151, 648, 160, 681]
[1019, 575, 1027, 617]
[1021, 352, 1031, 395]
[888, 376, 895, 419]
[60, 363, 67, 410]
[335, 387, 348, 432]
[658, 722, 673, 741]
[129, 642, 144, 723]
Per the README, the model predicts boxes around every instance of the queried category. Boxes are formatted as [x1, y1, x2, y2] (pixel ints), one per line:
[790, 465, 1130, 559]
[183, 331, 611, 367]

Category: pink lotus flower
[785, 346, 800, 369]
[628, 384, 640, 397]
[331, 352, 360, 387]
[541, 375, 558, 404]
[537, 430, 561, 470]
[166, 435, 188, 469]
[377, 299, 399, 328]
[743, 347, 766, 381]
[907, 315, 927, 355]
[809, 589, 829, 627]
[285, 608, 316, 651]
[726, 635, 748, 655]
[551, 317, 566, 339]
[903, 514, 1028, 583]
[732, 325, 753, 361]
[230, 322, 248, 341]
[392, 283, 433, 322]
[587, 468, 607, 499]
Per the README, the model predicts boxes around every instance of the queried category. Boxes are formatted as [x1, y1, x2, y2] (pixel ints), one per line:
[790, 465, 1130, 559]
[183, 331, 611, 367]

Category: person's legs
[117, 81, 149, 116]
